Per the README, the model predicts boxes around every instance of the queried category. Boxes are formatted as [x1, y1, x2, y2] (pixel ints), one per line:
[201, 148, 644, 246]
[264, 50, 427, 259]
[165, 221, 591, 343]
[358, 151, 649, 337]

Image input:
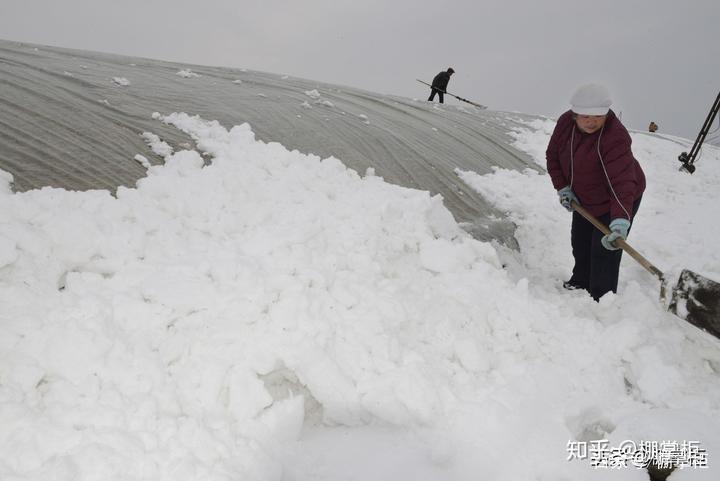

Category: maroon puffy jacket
[546, 109, 646, 220]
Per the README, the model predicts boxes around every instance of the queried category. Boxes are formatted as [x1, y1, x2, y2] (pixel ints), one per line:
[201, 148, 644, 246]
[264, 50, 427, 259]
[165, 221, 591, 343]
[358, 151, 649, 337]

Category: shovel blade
[669, 269, 720, 339]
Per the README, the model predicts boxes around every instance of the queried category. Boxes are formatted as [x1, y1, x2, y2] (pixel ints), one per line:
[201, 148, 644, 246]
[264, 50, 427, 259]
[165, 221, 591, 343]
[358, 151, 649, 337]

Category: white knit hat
[570, 84, 612, 115]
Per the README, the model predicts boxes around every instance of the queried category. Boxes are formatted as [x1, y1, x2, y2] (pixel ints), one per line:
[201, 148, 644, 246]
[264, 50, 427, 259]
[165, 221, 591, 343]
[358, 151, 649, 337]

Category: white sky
[1, 0, 719, 140]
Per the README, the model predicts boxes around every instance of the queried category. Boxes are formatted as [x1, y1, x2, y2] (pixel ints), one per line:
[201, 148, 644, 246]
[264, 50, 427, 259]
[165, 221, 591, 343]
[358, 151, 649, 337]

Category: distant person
[546, 84, 646, 301]
[648, 121, 658, 132]
[427, 68, 455, 103]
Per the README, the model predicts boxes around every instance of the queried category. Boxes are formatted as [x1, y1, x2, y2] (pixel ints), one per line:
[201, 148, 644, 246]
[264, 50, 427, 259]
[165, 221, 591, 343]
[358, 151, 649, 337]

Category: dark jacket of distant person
[431, 69, 453, 92]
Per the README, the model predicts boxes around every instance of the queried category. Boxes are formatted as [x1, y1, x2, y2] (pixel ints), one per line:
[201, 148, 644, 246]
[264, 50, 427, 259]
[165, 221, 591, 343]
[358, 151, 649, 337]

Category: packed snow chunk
[41, 196, 111, 267]
[419, 238, 479, 273]
[304, 89, 321, 99]
[133, 154, 152, 169]
[176, 69, 200, 78]
[318, 100, 334, 108]
[425, 195, 465, 239]
[453, 339, 488, 372]
[508, 118, 557, 167]
[627, 345, 684, 402]
[111, 77, 130, 86]
[173, 362, 274, 421]
[254, 396, 305, 443]
[0, 168, 13, 194]
[359, 363, 443, 425]
[41, 322, 115, 385]
[290, 350, 365, 426]
[140, 132, 174, 157]
[233, 79, 243, 84]
[300, 101, 312, 109]
[136, 263, 215, 312]
[155, 112, 244, 156]
[0, 234, 18, 269]
[225, 368, 276, 421]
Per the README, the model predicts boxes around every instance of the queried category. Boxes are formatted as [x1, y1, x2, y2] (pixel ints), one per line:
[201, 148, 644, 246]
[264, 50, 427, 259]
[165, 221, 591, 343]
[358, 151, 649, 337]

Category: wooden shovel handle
[570, 201, 666, 282]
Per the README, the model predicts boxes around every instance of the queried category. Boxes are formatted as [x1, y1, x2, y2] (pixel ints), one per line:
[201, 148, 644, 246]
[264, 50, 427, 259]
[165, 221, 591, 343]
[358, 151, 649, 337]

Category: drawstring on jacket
[569, 123, 631, 220]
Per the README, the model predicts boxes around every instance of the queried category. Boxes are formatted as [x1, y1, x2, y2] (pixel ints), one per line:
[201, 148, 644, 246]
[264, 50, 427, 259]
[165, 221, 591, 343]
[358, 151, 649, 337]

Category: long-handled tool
[571, 201, 720, 340]
[416, 79, 487, 109]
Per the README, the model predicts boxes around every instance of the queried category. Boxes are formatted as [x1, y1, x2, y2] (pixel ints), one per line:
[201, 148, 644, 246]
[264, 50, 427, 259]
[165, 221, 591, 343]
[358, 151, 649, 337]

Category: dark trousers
[568, 197, 642, 301]
[428, 88, 444, 103]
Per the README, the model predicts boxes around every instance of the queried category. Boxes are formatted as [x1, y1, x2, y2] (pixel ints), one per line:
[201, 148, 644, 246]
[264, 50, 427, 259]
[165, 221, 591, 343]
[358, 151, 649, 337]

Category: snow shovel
[415, 79, 488, 109]
[571, 201, 720, 340]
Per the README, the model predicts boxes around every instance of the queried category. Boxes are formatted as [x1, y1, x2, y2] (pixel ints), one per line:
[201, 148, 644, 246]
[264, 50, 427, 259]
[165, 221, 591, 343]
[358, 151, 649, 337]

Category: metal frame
[678, 91, 720, 173]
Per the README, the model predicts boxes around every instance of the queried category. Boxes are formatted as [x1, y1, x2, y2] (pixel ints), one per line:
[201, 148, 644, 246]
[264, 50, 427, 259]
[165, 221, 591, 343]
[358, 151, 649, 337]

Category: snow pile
[506, 117, 557, 167]
[304, 89, 321, 99]
[177, 69, 200, 78]
[302, 89, 333, 107]
[141, 131, 174, 157]
[133, 154, 152, 169]
[1, 113, 719, 481]
[111, 77, 130, 86]
[0, 112, 507, 480]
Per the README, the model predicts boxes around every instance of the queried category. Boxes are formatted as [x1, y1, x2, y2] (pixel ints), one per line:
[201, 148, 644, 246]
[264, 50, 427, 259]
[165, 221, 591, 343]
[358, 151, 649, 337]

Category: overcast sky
[1, 0, 718, 142]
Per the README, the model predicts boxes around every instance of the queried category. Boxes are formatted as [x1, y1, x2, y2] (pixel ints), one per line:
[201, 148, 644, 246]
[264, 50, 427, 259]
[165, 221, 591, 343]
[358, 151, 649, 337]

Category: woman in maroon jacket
[546, 84, 646, 301]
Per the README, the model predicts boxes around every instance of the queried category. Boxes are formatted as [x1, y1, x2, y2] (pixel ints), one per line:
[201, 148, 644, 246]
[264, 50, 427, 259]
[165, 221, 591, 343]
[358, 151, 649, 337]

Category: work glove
[557, 186, 578, 212]
[601, 218, 631, 251]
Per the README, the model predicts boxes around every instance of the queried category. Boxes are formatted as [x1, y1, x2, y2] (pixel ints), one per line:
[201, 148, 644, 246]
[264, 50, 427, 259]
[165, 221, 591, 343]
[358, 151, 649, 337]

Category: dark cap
[447, 68, 455, 74]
